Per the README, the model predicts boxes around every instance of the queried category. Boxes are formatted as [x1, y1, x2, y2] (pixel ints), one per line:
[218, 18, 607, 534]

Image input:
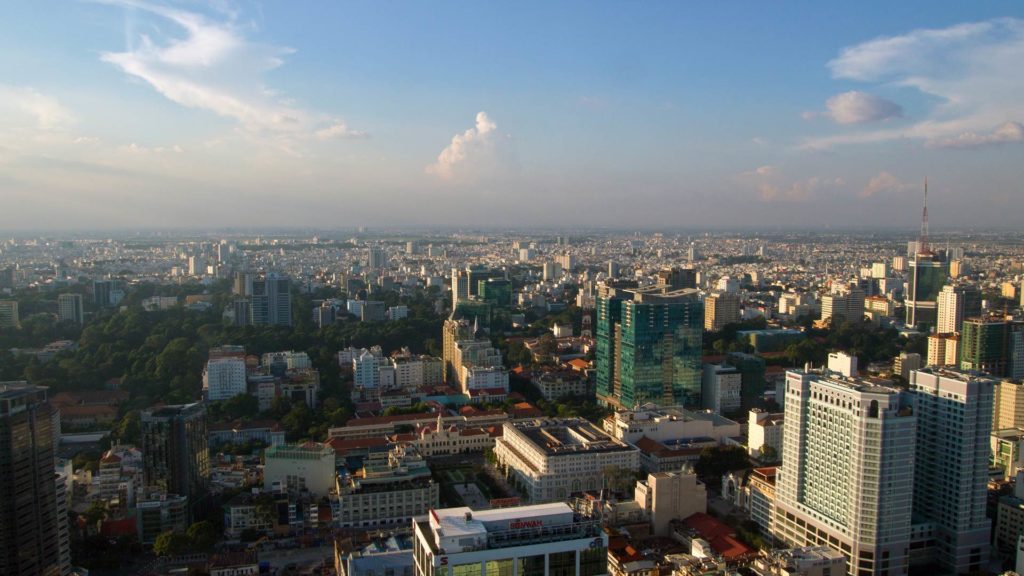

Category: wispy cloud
[823, 91, 903, 124]
[861, 171, 914, 197]
[426, 111, 505, 180]
[738, 165, 845, 202]
[803, 18, 1024, 150]
[97, 0, 364, 141]
[0, 85, 75, 130]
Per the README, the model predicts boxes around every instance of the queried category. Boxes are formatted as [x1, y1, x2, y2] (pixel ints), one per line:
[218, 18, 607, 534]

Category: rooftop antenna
[919, 177, 930, 255]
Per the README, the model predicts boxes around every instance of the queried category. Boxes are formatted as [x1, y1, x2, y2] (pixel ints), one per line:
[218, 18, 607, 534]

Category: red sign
[489, 497, 521, 508]
[509, 519, 543, 529]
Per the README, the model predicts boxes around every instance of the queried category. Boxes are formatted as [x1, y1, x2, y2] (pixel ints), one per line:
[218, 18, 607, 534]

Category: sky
[1, 1, 1023, 231]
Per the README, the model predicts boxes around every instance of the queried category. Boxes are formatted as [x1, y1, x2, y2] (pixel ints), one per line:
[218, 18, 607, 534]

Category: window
[580, 547, 606, 576]
[518, 554, 545, 576]
[453, 562, 481, 576]
[485, 559, 513, 576]
[549, 551, 577, 576]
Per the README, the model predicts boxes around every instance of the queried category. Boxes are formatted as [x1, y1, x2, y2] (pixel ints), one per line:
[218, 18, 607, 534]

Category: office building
[542, 261, 562, 281]
[136, 493, 188, 545]
[0, 382, 66, 576]
[634, 467, 707, 537]
[92, 279, 125, 308]
[494, 418, 639, 503]
[451, 266, 505, 309]
[140, 403, 210, 511]
[704, 292, 741, 332]
[701, 363, 742, 414]
[894, 352, 921, 380]
[960, 318, 1024, 378]
[603, 403, 741, 445]
[995, 381, 1024, 430]
[412, 502, 607, 576]
[936, 284, 981, 335]
[657, 267, 697, 290]
[232, 271, 253, 297]
[927, 333, 959, 367]
[908, 369, 993, 574]
[748, 409, 784, 461]
[250, 274, 292, 326]
[596, 284, 704, 408]
[202, 357, 248, 401]
[263, 443, 336, 496]
[773, 369, 916, 576]
[820, 285, 865, 324]
[727, 352, 767, 412]
[753, 547, 847, 576]
[0, 300, 18, 328]
[905, 254, 948, 330]
[367, 246, 387, 269]
[55, 293, 82, 325]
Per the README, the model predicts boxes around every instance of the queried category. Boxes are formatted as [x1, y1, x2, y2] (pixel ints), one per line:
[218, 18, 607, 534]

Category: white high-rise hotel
[203, 357, 248, 401]
[774, 369, 916, 576]
[774, 367, 994, 576]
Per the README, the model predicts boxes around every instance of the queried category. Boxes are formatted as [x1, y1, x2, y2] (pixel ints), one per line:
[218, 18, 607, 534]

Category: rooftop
[511, 418, 634, 455]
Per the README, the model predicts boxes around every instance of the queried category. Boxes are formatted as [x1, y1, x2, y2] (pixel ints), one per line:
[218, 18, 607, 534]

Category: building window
[518, 554, 545, 576]
[485, 559, 513, 576]
[549, 551, 577, 576]
[580, 547, 606, 576]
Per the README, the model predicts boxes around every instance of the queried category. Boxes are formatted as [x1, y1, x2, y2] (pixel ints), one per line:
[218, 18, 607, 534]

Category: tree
[152, 530, 190, 556]
[186, 520, 218, 552]
[695, 446, 751, 485]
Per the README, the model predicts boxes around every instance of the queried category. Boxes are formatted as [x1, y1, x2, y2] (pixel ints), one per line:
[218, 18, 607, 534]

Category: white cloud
[861, 171, 913, 198]
[824, 91, 903, 124]
[98, 0, 364, 140]
[426, 111, 502, 180]
[738, 165, 844, 202]
[314, 121, 369, 141]
[0, 85, 75, 130]
[924, 121, 1024, 149]
[803, 18, 1024, 149]
[755, 165, 775, 176]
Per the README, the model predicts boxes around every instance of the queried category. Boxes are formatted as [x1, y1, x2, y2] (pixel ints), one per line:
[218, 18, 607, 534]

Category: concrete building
[704, 292, 741, 332]
[773, 369, 916, 576]
[995, 380, 1024, 429]
[531, 371, 591, 401]
[927, 333, 959, 367]
[0, 382, 67, 576]
[752, 547, 846, 576]
[136, 492, 188, 544]
[335, 445, 438, 529]
[908, 368, 993, 574]
[412, 502, 607, 576]
[0, 300, 18, 328]
[937, 284, 981, 335]
[264, 443, 336, 496]
[203, 357, 248, 401]
[634, 467, 707, 537]
[603, 404, 741, 445]
[747, 409, 783, 461]
[250, 274, 292, 326]
[826, 352, 857, 377]
[494, 418, 640, 503]
[820, 285, 865, 324]
[701, 363, 742, 414]
[894, 352, 921, 380]
[57, 293, 84, 325]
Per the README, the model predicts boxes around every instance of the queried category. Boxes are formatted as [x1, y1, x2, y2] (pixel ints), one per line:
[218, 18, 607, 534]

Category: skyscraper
[905, 180, 948, 330]
[936, 284, 982, 335]
[596, 283, 703, 408]
[92, 279, 124, 308]
[959, 317, 1024, 378]
[704, 291, 741, 332]
[57, 293, 84, 325]
[0, 382, 66, 576]
[140, 403, 210, 516]
[250, 274, 292, 326]
[367, 246, 387, 269]
[451, 265, 505, 309]
[908, 369, 993, 574]
[773, 369, 916, 576]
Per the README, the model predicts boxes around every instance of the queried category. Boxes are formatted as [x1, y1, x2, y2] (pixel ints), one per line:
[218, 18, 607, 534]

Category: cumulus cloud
[824, 91, 903, 124]
[861, 171, 913, 197]
[0, 85, 74, 130]
[803, 18, 1024, 149]
[924, 121, 1024, 149]
[98, 0, 364, 140]
[426, 111, 503, 180]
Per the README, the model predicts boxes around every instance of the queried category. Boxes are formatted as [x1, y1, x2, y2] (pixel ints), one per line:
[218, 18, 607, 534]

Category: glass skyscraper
[906, 253, 948, 330]
[596, 284, 703, 408]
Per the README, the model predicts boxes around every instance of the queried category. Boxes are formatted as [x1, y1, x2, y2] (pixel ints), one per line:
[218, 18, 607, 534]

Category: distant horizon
[2, 2, 1023, 229]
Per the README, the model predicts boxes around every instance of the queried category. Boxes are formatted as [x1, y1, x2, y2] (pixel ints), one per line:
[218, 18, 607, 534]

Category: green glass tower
[906, 254, 948, 330]
[960, 318, 1017, 377]
[596, 284, 703, 408]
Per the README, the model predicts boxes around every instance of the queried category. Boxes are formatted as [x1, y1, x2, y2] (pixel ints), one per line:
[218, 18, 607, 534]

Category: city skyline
[2, 2, 1024, 230]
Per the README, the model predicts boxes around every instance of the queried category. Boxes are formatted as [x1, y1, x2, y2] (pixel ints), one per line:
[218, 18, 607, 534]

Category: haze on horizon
[1, 1, 1023, 232]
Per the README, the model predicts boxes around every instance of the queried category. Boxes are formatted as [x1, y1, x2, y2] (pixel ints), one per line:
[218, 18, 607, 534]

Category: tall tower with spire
[906, 177, 949, 330]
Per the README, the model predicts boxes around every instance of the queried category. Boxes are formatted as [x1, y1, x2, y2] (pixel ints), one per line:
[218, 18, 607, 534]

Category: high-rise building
[936, 284, 982, 335]
[906, 255, 948, 330]
[657, 267, 696, 290]
[774, 369, 916, 576]
[413, 502, 607, 576]
[820, 285, 865, 324]
[140, 403, 210, 515]
[960, 318, 1024, 377]
[927, 333, 959, 367]
[994, 381, 1024, 430]
[908, 369, 993, 574]
[704, 291, 741, 332]
[596, 284, 703, 408]
[0, 382, 66, 576]
[92, 279, 125, 308]
[0, 300, 18, 329]
[250, 274, 291, 326]
[57, 293, 84, 325]
[367, 246, 387, 269]
[232, 271, 253, 297]
[451, 266, 505, 309]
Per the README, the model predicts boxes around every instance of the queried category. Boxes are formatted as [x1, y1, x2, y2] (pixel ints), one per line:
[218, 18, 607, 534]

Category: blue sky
[1, 1, 1022, 230]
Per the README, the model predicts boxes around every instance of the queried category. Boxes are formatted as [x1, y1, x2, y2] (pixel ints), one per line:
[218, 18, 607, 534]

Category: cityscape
[2, 3, 1024, 576]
